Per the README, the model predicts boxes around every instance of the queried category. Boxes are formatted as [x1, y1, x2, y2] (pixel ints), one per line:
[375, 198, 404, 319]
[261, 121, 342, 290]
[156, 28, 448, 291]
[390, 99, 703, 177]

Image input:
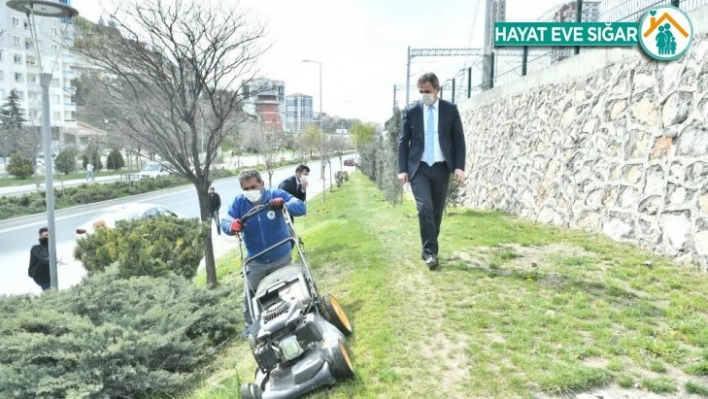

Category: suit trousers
[410, 161, 450, 257]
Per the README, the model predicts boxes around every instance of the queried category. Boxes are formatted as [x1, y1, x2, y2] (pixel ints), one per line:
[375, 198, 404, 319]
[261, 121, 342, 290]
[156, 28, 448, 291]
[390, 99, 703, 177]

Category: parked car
[343, 158, 355, 166]
[138, 161, 170, 179]
[75, 203, 180, 238]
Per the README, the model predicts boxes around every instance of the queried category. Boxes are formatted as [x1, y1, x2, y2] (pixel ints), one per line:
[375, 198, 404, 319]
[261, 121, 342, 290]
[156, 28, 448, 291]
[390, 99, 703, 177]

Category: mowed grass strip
[189, 173, 708, 398]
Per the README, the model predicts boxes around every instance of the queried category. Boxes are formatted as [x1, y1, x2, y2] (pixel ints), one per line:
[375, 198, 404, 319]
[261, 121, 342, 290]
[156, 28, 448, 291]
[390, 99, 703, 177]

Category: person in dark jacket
[277, 164, 309, 223]
[28, 227, 51, 291]
[208, 186, 222, 235]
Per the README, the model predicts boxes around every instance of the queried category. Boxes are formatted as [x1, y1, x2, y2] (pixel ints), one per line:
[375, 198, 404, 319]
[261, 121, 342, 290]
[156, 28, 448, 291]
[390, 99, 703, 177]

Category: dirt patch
[392, 270, 472, 398]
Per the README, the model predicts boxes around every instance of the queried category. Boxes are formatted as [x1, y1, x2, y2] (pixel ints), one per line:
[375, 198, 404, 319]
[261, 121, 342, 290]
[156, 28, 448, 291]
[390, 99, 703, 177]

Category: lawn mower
[235, 203, 354, 399]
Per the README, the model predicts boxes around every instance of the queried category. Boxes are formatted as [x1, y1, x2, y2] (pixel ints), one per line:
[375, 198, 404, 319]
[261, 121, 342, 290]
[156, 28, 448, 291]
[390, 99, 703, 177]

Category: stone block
[537, 206, 564, 225]
[660, 211, 692, 254]
[696, 231, 708, 256]
[610, 100, 627, 120]
[676, 125, 708, 156]
[622, 164, 643, 185]
[644, 165, 666, 195]
[660, 62, 683, 94]
[603, 212, 635, 240]
[650, 137, 673, 159]
[577, 212, 601, 230]
[662, 91, 692, 127]
[631, 97, 659, 126]
[639, 195, 663, 216]
[619, 185, 640, 208]
[624, 129, 652, 159]
[686, 162, 708, 188]
[700, 193, 708, 215]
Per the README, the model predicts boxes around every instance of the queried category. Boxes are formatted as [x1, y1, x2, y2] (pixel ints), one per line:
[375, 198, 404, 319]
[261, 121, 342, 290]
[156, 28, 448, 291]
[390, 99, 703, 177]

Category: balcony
[64, 102, 77, 111]
[64, 119, 77, 128]
[63, 69, 76, 79]
[64, 86, 76, 95]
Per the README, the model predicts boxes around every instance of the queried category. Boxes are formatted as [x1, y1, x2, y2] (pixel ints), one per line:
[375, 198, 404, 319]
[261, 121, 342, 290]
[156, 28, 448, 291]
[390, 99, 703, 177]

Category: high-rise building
[285, 94, 313, 134]
[601, 0, 708, 22]
[241, 78, 286, 132]
[0, 0, 77, 130]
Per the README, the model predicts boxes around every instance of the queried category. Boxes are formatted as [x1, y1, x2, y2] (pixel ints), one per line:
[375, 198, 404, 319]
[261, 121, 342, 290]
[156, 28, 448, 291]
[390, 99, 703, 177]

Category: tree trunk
[196, 178, 218, 288]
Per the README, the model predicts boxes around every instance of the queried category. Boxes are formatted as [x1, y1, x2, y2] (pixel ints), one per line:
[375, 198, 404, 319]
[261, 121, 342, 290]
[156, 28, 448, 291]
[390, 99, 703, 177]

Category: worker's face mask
[300, 174, 308, 183]
[243, 189, 263, 203]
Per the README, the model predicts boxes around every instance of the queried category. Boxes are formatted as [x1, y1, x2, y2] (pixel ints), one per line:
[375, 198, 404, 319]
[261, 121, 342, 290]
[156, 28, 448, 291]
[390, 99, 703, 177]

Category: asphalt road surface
[0, 161, 348, 296]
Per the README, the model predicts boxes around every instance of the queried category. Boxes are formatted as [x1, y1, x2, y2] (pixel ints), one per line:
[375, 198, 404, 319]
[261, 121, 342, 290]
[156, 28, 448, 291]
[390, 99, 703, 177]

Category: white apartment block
[0, 0, 77, 130]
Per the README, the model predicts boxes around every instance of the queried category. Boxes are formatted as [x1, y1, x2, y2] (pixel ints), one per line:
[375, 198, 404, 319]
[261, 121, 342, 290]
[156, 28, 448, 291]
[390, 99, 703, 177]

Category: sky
[69, 0, 568, 124]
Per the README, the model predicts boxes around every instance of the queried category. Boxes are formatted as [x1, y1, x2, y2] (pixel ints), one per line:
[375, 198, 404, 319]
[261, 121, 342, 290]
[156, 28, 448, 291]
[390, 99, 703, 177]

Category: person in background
[277, 164, 309, 223]
[221, 169, 306, 329]
[28, 227, 51, 291]
[86, 162, 94, 181]
[208, 186, 222, 235]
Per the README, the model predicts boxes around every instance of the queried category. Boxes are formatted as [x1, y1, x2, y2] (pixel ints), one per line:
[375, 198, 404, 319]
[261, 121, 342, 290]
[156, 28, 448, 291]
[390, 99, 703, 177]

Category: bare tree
[74, 0, 266, 288]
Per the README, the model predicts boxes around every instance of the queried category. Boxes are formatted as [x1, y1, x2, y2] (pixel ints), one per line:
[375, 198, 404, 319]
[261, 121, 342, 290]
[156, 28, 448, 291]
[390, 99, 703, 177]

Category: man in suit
[397, 72, 466, 271]
[278, 164, 309, 222]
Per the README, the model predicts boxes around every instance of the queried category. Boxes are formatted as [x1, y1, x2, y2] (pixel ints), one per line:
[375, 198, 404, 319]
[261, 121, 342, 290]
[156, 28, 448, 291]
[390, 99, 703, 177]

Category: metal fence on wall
[439, 0, 708, 104]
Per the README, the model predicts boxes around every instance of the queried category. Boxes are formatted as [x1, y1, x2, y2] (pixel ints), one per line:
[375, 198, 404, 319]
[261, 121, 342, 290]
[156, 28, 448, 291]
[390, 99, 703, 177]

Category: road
[0, 161, 351, 296]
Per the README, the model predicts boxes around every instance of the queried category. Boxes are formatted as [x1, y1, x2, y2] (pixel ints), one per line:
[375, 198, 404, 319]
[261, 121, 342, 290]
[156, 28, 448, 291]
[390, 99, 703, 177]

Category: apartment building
[0, 0, 77, 131]
[285, 93, 313, 134]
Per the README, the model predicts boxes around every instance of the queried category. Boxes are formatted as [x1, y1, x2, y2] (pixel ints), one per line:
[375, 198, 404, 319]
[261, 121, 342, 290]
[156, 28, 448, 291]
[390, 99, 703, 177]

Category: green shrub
[106, 149, 125, 170]
[54, 149, 78, 175]
[0, 268, 239, 399]
[74, 216, 208, 279]
[7, 151, 34, 179]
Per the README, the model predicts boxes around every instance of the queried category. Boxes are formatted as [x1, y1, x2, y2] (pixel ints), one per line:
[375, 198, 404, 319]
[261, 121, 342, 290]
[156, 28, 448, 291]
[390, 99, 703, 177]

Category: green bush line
[0, 160, 304, 221]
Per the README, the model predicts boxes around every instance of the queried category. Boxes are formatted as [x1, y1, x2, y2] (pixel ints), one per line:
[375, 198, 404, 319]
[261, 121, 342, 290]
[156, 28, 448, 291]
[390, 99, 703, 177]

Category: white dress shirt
[421, 98, 445, 163]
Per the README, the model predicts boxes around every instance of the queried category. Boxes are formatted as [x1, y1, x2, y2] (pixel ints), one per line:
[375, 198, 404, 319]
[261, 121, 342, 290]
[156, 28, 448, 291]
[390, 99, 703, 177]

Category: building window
[53, 111, 61, 120]
[50, 27, 58, 36]
[13, 36, 20, 47]
[29, 92, 38, 101]
[51, 44, 58, 53]
[14, 73, 23, 83]
[25, 40, 33, 50]
[52, 78, 61, 87]
[12, 17, 19, 27]
[52, 95, 60, 104]
[14, 54, 22, 65]
[16, 91, 24, 100]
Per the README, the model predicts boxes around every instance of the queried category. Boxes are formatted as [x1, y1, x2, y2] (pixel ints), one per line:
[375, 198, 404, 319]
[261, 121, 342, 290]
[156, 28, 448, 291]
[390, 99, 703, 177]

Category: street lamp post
[6, 0, 79, 290]
[302, 59, 325, 200]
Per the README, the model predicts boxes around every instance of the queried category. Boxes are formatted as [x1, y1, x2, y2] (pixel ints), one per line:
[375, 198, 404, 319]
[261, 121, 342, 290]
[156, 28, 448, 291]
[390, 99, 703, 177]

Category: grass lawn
[0, 169, 128, 188]
[189, 173, 708, 398]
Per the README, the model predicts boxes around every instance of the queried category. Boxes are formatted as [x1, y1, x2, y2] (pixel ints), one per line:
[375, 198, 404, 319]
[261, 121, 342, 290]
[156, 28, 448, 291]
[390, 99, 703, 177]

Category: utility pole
[575, 0, 583, 55]
[482, 0, 493, 90]
[405, 46, 411, 107]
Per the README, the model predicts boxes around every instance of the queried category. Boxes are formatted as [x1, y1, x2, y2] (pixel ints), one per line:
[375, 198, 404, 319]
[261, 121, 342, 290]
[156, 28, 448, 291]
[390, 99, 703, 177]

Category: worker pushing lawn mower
[221, 169, 354, 399]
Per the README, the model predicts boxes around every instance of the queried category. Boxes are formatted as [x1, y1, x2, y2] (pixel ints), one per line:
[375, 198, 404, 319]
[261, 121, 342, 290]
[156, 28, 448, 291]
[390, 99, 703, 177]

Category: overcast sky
[70, 0, 568, 123]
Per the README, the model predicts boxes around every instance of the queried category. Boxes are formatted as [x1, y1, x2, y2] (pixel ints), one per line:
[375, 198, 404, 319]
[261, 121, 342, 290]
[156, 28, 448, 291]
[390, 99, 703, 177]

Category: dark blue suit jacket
[397, 99, 466, 179]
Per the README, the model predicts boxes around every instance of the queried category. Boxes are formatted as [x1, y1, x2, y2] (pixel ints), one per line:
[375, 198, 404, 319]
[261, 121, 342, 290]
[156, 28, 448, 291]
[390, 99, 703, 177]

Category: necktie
[425, 105, 435, 166]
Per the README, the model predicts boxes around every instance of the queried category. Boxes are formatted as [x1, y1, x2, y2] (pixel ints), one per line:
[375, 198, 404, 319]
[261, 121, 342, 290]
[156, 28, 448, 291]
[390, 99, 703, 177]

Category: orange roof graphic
[643, 12, 689, 38]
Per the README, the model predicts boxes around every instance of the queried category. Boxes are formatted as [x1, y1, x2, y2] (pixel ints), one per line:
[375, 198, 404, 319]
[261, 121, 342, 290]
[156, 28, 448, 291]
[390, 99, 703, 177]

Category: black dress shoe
[424, 254, 440, 270]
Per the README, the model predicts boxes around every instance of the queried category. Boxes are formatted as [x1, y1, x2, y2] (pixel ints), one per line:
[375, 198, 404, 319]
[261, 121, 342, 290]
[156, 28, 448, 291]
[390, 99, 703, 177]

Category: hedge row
[0, 268, 240, 398]
[0, 159, 308, 221]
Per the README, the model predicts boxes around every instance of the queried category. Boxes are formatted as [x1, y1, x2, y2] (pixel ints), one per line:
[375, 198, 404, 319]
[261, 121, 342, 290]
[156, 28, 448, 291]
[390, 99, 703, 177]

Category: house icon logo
[638, 5, 693, 61]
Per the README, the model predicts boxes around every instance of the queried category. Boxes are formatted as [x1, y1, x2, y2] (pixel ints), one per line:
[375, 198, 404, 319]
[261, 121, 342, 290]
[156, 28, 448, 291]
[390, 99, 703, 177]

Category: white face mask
[243, 189, 262, 203]
[422, 93, 436, 106]
[300, 174, 308, 183]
